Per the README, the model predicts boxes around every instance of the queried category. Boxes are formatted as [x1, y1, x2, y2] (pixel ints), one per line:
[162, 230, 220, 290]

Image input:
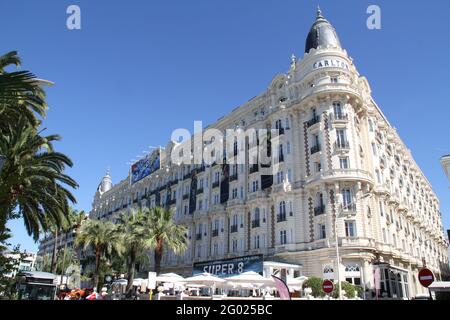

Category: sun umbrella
[183, 273, 226, 286]
[224, 271, 274, 286]
[156, 273, 185, 283]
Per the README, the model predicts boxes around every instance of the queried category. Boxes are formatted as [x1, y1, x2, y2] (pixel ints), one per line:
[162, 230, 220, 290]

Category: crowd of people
[59, 287, 111, 300]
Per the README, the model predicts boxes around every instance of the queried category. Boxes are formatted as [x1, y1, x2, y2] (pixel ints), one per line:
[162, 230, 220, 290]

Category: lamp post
[334, 191, 372, 300]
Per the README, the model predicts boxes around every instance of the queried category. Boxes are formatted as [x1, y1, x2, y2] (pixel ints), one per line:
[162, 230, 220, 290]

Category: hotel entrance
[374, 263, 410, 299]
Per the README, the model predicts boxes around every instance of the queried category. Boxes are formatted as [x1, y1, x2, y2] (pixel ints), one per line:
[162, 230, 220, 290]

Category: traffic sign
[322, 279, 334, 294]
[418, 268, 435, 288]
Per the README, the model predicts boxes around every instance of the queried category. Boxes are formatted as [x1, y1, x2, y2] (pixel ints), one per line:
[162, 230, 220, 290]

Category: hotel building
[89, 9, 449, 299]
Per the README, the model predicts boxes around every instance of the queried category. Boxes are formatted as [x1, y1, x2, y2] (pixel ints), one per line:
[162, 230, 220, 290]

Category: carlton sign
[193, 255, 263, 278]
[313, 58, 350, 71]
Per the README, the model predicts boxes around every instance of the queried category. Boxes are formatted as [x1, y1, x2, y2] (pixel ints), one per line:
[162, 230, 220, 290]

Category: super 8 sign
[418, 268, 435, 288]
[322, 279, 334, 294]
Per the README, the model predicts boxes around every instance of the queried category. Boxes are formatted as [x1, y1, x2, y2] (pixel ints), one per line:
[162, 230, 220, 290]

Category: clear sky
[1, 0, 449, 253]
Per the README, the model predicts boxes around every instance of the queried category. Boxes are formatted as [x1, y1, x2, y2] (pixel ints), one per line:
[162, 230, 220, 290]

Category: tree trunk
[154, 240, 163, 275]
[50, 230, 58, 274]
[60, 232, 69, 286]
[93, 248, 101, 292]
[126, 248, 136, 298]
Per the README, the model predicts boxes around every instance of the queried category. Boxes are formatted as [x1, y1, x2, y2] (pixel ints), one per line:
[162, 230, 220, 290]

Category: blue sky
[1, 0, 449, 252]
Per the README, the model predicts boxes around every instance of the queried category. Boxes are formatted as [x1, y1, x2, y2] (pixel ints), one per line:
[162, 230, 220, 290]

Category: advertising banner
[193, 254, 263, 278]
[131, 148, 160, 184]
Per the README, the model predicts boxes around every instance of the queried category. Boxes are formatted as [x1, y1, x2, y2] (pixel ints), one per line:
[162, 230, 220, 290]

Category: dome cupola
[305, 6, 342, 53]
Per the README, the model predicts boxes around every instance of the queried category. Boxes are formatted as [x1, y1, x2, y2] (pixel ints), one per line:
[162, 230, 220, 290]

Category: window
[276, 171, 284, 184]
[368, 119, 374, 132]
[333, 101, 342, 116]
[331, 77, 338, 83]
[319, 224, 326, 239]
[345, 221, 356, 237]
[372, 143, 377, 156]
[340, 157, 349, 169]
[252, 180, 259, 192]
[232, 188, 238, 199]
[232, 239, 238, 253]
[315, 162, 322, 173]
[342, 189, 352, 209]
[280, 230, 287, 245]
[279, 201, 286, 215]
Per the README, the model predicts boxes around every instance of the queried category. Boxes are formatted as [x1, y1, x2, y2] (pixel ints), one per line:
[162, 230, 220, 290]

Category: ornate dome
[305, 7, 342, 53]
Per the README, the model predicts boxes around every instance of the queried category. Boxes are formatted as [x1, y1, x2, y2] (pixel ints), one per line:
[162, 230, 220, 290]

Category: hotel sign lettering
[313, 58, 349, 71]
[193, 254, 263, 278]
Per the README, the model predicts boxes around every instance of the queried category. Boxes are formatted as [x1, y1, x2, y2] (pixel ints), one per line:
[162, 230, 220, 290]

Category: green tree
[332, 281, 358, 299]
[302, 276, 326, 298]
[117, 209, 154, 296]
[75, 219, 124, 291]
[0, 51, 47, 130]
[0, 50, 78, 244]
[147, 207, 188, 275]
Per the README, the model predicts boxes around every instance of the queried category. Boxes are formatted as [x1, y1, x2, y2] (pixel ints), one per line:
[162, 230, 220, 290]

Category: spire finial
[317, 5, 323, 18]
[106, 166, 111, 176]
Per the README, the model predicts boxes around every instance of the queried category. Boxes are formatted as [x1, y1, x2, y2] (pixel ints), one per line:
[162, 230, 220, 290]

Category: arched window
[323, 265, 334, 274]
[254, 207, 260, 220]
[345, 264, 360, 272]
[279, 201, 286, 215]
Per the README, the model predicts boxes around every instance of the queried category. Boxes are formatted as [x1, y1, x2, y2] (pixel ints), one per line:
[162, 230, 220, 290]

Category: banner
[272, 275, 291, 300]
[193, 255, 263, 278]
[131, 148, 160, 184]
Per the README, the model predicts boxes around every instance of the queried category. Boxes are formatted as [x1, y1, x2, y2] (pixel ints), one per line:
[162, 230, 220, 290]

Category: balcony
[330, 112, 349, 122]
[182, 194, 189, 200]
[229, 174, 238, 182]
[306, 115, 321, 128]
[310, 144, 321, 155]
[212, 181, 220, 189]
[249, 164, 259, 174]
[183, 173, 191, 180]
[196, 234, 202, 240]
[341, 203, 357, 212]
[334, 141, 350, 151]
[212, 229, 219, 237]
[277, 214, 287, 223]
[251, 220, 260, 228]
[278, 154, 285, 163]
[167, 198, 176, 206]
[278, 127, 285, 135]
[196, 188, 204, 195]
[314, 205, 326, 216]
[230, 225, 238, 233]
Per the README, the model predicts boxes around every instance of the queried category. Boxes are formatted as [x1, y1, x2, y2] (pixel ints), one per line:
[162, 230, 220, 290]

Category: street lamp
[334, 191, 372, 300]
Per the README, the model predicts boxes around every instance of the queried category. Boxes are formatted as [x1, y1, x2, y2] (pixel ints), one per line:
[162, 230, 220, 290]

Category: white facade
[90, 9, 449, 299]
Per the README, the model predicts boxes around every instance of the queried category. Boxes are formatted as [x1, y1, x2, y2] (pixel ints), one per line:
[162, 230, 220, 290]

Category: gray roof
[305, 7, 341, 53]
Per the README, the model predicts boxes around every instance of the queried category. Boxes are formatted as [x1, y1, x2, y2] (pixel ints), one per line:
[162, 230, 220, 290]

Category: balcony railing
[310, 144, 321, 155]
[249, 164, 259, 174]
[212, 229, 219, 237]
[331, 112, 348, 121]
[230, 225, 238, 233]
[314, 205, 326, 216]
[335, 141, 350, 150]
[277, 214, 287, 223]
[196, 234, 202, 240]
[278, 127, 285, 135]
[306, 115, 321, 128]
[342, 203, 357, 212]
[212, 181, 220, 189]
[229, 174, 238, 182]
[196, 188, 204, 195]
[182, 194, 189, 200]
[251, 220, 260, 228]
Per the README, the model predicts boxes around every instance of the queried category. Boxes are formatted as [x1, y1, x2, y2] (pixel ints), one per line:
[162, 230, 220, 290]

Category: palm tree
[147, 207, 188, 274]
[0, 51, 47, 130]
[117, 208, 154, 296]
[59, 209, 86, 283]
[0, 116, 78, 240]
[75, 219, 124, 291]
